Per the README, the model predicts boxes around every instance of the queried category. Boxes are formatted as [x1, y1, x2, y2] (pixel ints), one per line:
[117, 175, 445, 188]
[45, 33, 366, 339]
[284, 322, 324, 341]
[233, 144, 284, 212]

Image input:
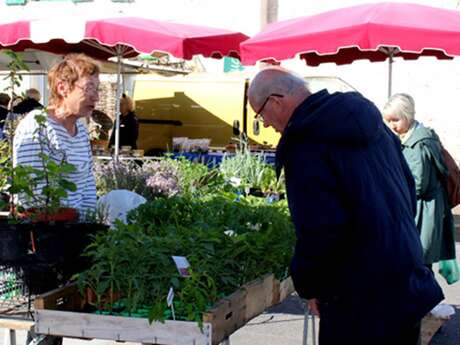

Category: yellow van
[132, 73, 356, 153]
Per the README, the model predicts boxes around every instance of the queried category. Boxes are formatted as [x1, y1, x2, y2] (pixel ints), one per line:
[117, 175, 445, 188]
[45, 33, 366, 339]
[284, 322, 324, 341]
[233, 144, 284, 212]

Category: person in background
[12, 88, 43, 115]
[10, 95, 23, 110]
[109, 93, 139, 150]
[4, 90, 42, 140]
[88, 109, 113, 141]
[13, 53, 100, 216]
[382, 93, 456, 274]
[247, 67, 443, 345]
[0, 93, 10, 139]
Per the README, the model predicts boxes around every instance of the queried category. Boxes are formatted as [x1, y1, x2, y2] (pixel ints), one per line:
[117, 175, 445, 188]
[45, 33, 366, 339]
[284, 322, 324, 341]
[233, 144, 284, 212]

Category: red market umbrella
[0, 15, 248, 157]
[240, 2, 460, 97]
[0, 16, 247, 60]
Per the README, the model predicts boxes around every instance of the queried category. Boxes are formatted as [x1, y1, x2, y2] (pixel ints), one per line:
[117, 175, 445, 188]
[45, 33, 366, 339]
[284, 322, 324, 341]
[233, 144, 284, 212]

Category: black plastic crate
[0, 265, 31, 318]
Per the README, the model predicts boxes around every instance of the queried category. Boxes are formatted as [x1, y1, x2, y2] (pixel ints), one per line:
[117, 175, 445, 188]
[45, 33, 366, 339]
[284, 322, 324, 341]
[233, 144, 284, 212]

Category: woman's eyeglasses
[75, 83, 101, 95]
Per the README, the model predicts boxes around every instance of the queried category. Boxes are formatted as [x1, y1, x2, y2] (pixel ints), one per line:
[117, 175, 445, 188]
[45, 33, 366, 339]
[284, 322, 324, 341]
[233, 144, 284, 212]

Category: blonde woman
[382, 93, 456, 270]
[109, 93, 139, 150]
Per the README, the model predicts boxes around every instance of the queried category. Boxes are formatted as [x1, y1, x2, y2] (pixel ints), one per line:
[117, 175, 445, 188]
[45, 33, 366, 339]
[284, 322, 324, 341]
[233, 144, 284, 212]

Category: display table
[172, 151, 276, 167]
[94, 152, 276, 167]
[31, 275, 294, 345]
[94, 155, 159, 161]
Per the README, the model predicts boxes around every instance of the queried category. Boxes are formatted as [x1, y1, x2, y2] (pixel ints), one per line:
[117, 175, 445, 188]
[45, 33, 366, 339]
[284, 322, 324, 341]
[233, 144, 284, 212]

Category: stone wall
[96, 81, 117, 121]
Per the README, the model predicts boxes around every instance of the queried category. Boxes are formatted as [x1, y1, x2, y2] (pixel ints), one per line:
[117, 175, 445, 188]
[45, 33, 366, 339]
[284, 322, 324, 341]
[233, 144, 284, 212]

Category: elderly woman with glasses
[13, 53, 100, 217]
[382, 93, 456, 273]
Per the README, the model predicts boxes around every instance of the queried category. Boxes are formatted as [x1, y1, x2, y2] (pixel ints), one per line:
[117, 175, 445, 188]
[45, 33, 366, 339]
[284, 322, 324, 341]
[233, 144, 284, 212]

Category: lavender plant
[94, 160, 147, 197]
[143, 160, 181, 198]
[94, 159, 182, 200]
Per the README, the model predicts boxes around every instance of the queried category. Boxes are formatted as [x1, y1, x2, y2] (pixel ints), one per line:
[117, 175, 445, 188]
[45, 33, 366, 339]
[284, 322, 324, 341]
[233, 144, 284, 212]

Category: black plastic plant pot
[248, 187, 265, 197]
[32, 222, 108, 269]
[0, 193, 9, 211]
[11, 222, 108, 296]
[21, 263, 61, 295]
[0, 221, 30, 264]
[32, 222, 70, 264]
[61, 222, 108, 276]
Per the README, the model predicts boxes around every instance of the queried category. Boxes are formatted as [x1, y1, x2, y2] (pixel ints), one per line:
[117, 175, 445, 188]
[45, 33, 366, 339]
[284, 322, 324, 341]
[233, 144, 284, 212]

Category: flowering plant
[94, 159, 181, 200]
[143, 160, 181, 198]
[94, 160, 147, 197]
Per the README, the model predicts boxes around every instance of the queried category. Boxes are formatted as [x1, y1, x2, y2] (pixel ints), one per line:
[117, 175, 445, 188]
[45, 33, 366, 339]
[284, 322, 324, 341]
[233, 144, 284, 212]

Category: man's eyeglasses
[254, 93, 284, 121]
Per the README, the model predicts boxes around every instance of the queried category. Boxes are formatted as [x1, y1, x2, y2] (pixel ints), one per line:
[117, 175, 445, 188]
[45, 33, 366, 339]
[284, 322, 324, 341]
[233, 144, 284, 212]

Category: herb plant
[8, 113, 77, 219]
[77, 192, 295, 324]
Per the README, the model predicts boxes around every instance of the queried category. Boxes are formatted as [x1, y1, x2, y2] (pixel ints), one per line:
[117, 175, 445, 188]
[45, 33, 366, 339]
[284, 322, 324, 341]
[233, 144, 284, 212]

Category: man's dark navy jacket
[276, 90, 443, 342]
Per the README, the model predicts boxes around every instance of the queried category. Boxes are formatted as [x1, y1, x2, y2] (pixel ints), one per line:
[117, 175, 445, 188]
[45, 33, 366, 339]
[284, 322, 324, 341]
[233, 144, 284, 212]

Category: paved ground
[231, 249, 460, 345]
[1, 245, 459, 345]
[426, 246, 460, 345]
[429, 216, 460, 345]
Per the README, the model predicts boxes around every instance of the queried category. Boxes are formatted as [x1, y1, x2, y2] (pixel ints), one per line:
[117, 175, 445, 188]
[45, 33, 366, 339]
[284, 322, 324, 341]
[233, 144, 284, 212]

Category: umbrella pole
[114, 48, 122, 161]
[388, 51, 394, 99]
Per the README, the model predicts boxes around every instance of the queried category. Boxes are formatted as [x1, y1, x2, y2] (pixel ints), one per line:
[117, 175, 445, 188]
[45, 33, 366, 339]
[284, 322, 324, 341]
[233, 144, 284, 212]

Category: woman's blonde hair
[382, 93, 416, 124]
[121, 93, 135, 112]
[48, 53, 100, 106]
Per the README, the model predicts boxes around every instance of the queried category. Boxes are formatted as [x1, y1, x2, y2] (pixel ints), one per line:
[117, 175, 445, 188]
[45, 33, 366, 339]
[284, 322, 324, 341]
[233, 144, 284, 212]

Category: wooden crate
[277, 277, 294, 304]
[34, 283, 84, 312]
[203, 274, 281, 344]
[35, 310, 212, 345]
[421, 314, 448, 345]
[34, 274, 293, 345]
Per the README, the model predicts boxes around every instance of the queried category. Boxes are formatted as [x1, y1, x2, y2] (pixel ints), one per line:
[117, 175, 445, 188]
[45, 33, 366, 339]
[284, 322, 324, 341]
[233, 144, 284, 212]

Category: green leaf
[60, 163, 77, 174]
[59, 180, 77, 192]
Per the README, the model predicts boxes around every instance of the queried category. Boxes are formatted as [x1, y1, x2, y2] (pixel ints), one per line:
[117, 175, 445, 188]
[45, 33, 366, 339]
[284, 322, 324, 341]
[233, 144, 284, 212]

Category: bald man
[248, 67, 442, 345]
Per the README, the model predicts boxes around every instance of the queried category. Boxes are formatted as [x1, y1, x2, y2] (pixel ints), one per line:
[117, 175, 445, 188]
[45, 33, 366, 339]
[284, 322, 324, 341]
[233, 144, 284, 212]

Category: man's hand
[307, 298, 320, 316]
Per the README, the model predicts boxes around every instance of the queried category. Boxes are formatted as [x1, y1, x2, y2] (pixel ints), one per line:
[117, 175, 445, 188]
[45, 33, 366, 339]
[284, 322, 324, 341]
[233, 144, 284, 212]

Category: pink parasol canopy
[0, 16, 248, 60]
[240, 2, 460, 97]
[0, 15, 248, 157]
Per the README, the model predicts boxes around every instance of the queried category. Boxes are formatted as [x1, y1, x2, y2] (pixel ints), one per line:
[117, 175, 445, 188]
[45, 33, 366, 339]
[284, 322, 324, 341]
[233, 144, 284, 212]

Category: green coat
[402, 123, 456, 264]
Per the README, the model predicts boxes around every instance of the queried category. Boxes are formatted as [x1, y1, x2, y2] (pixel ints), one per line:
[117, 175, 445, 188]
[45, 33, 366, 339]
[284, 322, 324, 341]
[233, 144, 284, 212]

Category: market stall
[240, 2, 460, 98]
[0, 14, 248, 159]
[1, 146, 293, 345]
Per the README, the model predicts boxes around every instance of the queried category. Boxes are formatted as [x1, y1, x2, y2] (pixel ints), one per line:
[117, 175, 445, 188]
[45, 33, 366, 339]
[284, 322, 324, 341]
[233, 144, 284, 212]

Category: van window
[253, 119, 260, 136]
[233, 120, 240, 136]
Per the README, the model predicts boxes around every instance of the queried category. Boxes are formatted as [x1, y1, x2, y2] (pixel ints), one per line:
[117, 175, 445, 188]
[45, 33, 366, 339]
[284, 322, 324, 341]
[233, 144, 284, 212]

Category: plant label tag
[172, 256, 191, 277]
[167, 287, 174, 307]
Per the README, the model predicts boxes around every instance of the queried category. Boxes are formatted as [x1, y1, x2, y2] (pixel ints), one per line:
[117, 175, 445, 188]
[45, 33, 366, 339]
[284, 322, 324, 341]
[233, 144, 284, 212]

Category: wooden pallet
[35, 310, 212, 345]
[0, 318, 34, 331]
[273, 276, 294, 305]
[34, 275, 295, 345]
[421, 314, 449, 345]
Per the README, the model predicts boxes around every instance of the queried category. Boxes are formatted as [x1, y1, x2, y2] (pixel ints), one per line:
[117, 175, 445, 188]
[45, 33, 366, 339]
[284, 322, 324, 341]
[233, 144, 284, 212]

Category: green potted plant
[0, 53, 107, 287]
[0, 139, 10, 212]
[0, 51, 40, 264]
[0, 112, 80, 267]
[219, 136, 274, 197]
[0, 140, 28, 264]
[9, 113, 78, 222]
